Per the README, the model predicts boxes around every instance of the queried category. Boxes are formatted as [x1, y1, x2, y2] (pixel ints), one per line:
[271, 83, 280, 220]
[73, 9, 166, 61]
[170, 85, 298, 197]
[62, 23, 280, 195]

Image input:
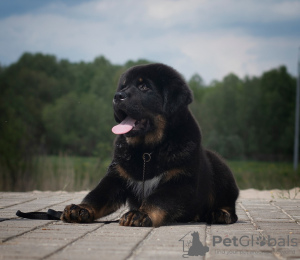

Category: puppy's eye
[138, 83, 149, 92]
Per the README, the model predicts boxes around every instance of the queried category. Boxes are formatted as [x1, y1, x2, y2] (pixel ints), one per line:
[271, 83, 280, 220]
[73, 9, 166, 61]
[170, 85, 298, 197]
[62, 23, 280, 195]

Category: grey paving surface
[0, 191, 299, 260]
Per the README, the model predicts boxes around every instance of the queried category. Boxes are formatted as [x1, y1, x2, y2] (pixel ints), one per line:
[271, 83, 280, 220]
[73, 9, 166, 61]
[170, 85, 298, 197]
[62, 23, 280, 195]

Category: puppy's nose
[114, 92, 127, 101]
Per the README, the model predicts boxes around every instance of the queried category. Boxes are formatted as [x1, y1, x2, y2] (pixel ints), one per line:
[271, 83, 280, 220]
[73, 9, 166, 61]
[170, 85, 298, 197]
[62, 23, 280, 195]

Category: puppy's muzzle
[114, 92, 127, 103]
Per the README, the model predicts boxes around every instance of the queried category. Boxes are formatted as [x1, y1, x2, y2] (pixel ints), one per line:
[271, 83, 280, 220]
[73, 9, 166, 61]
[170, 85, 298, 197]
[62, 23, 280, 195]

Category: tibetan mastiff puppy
[61, 63, 239, 227]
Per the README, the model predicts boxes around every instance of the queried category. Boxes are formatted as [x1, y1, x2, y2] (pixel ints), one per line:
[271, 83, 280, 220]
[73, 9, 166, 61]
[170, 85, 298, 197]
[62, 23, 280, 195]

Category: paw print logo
[256, 234, 266, 246]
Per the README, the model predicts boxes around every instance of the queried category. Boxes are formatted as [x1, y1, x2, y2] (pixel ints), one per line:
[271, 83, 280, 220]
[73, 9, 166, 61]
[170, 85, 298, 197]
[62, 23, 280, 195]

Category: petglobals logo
[213, 234, 298, 247]
[178, 231, 298, 258]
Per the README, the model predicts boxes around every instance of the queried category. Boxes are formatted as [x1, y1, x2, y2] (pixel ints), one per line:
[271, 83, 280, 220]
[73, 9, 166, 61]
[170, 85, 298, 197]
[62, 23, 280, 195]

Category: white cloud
[145, 0, 300, 28]
[146, 0, 199, 21]
[271, 1, 300, 20]
[0, 0, 299, 83]
[177, 32, 256, 80]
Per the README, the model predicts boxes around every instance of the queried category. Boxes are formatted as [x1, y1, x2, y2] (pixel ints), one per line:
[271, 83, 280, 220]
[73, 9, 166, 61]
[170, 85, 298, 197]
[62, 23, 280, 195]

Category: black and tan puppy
[61, 63, 239, 227]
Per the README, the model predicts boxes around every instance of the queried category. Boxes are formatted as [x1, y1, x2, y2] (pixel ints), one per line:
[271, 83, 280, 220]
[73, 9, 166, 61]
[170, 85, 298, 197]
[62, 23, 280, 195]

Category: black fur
[61, 63, 239, 227]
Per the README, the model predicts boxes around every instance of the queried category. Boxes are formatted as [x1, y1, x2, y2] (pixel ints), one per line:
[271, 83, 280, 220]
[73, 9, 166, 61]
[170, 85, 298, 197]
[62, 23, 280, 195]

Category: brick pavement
[0, 191, 299, 260]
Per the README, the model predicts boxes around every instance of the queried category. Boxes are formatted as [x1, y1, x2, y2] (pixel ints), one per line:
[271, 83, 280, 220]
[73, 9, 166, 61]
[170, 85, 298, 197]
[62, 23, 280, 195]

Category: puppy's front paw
[119, 210, 152, 227]
[207, 208, 238, 224]
[61, 204, 94, 223]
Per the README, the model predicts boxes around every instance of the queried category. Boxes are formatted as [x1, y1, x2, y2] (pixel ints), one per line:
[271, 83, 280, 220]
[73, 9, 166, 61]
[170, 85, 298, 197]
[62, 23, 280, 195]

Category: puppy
[61, 63, 239, 227]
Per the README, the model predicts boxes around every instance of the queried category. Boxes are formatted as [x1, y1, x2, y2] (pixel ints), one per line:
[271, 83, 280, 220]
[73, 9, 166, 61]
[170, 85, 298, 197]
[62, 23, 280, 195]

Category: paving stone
[0, 192, 300, 260]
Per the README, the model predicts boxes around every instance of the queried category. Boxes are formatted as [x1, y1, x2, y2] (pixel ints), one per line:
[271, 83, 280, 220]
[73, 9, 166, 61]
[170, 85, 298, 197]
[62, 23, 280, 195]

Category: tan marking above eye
[139, 78, 143, 82]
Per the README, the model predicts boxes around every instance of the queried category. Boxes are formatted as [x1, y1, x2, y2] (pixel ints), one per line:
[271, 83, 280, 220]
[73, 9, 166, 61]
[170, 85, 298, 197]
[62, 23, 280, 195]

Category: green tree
[198, 74, 245, 159]
[0, 54, 63, 189]
[238, 76, 261, 157]
[42, 92, 115, 157]
[0, 52, 298, 191]
[257, 66, 296, 159]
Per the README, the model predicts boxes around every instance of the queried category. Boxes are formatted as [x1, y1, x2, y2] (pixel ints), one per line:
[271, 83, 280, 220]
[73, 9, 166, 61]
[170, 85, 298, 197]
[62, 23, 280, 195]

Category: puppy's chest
[127, 175, 163, 199]
[122, 155, 165, 199]
[120, 148, 165, 198]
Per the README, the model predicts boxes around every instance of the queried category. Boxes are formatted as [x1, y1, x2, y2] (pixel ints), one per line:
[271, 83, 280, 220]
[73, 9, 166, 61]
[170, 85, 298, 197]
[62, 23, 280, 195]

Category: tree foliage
[190, 66, 296, 160]
[0, 53, 297, 185]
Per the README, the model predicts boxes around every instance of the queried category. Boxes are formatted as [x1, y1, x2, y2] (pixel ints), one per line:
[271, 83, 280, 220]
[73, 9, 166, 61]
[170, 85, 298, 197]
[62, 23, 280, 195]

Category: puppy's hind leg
[207, 207, 238, 224]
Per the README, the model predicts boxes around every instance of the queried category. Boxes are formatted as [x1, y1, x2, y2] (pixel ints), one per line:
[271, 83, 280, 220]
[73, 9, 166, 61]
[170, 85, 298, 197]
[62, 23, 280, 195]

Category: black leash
[16, 209, 119, 224]
[16, 209, 62, 220]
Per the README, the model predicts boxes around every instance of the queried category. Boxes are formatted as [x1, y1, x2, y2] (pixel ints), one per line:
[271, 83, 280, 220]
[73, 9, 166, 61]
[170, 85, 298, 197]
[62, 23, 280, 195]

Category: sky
[0, 0, 299, 83]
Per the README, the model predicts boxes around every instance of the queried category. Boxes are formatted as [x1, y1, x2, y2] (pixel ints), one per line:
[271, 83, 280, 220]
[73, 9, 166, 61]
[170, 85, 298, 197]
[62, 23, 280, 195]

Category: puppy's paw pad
[119, 210, 152, 227]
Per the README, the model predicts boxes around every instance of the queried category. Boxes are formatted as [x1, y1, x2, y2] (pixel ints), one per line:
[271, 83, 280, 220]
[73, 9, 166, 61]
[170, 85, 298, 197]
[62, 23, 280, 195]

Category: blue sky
[0, 0, 299, 83]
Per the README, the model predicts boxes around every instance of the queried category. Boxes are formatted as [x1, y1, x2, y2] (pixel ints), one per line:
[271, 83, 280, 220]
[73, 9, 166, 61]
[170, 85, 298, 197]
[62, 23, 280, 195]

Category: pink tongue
[112, 116, 136, 135]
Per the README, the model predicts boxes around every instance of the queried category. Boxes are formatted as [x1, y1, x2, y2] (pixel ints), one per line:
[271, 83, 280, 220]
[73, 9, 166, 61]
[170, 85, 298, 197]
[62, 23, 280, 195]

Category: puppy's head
[112, 63, 193, 142]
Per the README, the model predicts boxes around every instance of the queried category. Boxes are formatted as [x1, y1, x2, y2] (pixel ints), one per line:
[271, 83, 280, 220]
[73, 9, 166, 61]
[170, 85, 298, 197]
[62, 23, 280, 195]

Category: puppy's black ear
[160, 66, 193, 116]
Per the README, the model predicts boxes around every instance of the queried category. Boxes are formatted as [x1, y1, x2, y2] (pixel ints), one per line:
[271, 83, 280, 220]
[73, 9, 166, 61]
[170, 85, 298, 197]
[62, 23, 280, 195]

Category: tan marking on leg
[140, 204, 166, 227]
[220, 208, 230, 215]
[220, 206, 233, 212]
[219, 208, 232, 224]
[147, 208, 167, 227]
[125, 212, 134, 226]
[94, 204, 119, 219]
[164, 168, 184, 182]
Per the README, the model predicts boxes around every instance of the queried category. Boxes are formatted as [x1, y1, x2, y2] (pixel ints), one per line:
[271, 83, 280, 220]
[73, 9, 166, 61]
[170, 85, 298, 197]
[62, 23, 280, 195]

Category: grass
[0, 154, 110, 191]
[228, 160, 300, 190]
[33, 155, 110, 191]
[1, 155, 300, 191]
